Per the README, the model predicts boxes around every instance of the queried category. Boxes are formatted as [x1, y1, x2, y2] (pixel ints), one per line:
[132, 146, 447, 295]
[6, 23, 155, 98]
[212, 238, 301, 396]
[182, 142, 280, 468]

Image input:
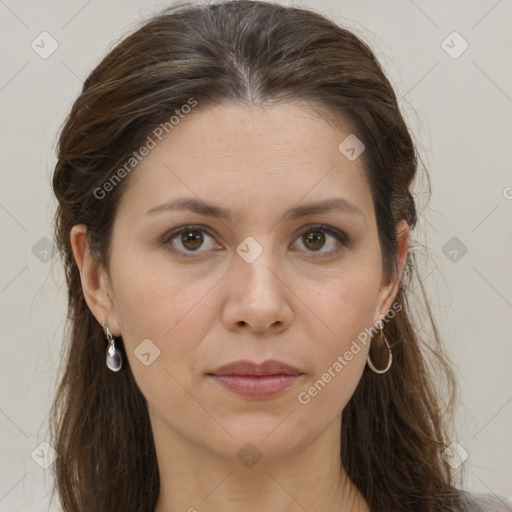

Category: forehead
[117, 101, 373, 223]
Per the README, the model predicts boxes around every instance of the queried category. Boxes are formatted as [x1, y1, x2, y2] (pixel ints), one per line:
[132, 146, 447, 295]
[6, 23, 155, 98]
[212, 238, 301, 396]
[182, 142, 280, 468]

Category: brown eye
[293, 225, 348, 259]
[163, 224, 348, 259]
[164, 225, 219, 256]
[180, 229, 204, 251]
[302, 230, 326, 251]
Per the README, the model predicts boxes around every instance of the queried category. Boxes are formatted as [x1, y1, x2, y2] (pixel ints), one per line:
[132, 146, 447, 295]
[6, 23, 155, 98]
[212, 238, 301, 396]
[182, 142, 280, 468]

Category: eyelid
[296, 223, 350, 246]
[162, 223, 350, 257]
[161, 224, 216, 244]
[161, 224, 221, 257]
[292, 223, 349, 258]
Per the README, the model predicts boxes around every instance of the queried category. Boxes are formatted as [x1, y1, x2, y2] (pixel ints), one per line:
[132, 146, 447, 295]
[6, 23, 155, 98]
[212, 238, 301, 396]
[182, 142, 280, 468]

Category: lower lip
[209, 374, 303, 398]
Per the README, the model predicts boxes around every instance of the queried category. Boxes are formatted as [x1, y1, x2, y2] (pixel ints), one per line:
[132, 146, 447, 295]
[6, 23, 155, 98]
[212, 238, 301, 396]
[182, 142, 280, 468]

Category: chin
[216, 415, 313, 459]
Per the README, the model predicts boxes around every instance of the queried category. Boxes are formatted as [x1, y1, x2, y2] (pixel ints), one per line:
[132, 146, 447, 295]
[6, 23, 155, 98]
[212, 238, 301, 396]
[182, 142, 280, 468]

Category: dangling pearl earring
[103, 323, 122, 372]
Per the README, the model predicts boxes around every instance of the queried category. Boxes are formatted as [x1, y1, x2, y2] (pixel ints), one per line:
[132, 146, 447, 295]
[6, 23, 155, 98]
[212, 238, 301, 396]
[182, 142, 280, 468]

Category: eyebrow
[146, 197, 366, 222]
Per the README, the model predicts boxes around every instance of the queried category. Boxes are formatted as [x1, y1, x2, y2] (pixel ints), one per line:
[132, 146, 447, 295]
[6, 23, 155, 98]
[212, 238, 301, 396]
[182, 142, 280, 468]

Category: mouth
[208, 359, 303, 376]
[208, 374, 303, 398]
[207, 359, 304, 399]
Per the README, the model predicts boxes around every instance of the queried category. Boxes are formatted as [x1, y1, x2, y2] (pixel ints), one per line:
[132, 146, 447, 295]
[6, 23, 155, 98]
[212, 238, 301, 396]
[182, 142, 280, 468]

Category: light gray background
[1, 0, 511, 510]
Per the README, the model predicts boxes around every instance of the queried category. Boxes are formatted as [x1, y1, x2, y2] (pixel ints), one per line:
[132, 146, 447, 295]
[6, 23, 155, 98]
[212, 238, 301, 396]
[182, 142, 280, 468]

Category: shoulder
[458, 490, 512, 512]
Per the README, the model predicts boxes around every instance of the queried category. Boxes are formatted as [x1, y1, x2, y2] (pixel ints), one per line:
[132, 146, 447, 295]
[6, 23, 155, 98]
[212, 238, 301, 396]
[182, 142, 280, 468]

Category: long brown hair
[50, 1, 462, 510]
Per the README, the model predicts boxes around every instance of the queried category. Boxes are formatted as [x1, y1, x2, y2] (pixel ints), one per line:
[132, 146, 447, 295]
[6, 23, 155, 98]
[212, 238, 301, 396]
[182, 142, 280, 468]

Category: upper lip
[209, 359, 303, 376]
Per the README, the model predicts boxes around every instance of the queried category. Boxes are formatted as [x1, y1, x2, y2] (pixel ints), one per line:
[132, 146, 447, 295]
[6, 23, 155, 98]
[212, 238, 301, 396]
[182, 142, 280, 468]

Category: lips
[207, 359, 304, 399]
[208, 359, 303, 377]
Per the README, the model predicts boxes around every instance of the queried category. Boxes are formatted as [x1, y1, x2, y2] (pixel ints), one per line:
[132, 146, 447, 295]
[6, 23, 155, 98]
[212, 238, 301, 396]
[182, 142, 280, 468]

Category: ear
[70, 224, 122, 336]
[375, 219, 409, 322]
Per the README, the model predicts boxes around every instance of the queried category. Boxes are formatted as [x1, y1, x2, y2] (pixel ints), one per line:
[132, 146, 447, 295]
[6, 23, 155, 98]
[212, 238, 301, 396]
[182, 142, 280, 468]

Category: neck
[152, 417, 369, 512]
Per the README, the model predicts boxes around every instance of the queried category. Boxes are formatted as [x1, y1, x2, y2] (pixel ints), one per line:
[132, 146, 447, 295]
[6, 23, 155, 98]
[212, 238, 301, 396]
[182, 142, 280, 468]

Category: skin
[71, 102, 409, 512]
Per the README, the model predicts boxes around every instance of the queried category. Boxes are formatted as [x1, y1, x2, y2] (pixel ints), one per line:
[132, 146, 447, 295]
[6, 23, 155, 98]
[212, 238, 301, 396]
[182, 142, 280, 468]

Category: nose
[221, 243, 293, 334]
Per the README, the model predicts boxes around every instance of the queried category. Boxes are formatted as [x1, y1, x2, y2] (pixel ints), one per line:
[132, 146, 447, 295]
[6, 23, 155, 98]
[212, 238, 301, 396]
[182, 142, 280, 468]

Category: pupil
[305, 231, 324, 250]
[182, 230, 203, 250]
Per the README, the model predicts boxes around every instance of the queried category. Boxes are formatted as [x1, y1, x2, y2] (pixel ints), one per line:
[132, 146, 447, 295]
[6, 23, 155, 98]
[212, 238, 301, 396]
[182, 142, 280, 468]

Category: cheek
[110, 245, 214, 339]
[108, 245, 232, 388]
[110, 262, 210, 418]
[296, 268, 380, 410]
[308, 259, 381, 345]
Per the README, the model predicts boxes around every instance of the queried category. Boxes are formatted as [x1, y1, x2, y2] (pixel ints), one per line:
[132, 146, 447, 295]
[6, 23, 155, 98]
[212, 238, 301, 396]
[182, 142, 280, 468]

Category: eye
[162, 224, 349, 259]
[291, 224, 348, 259]
[163, 225, 220, 257]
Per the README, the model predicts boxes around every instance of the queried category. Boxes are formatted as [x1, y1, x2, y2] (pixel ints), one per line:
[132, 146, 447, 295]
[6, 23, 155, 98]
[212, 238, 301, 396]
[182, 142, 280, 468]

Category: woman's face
[79, 102, 407, 464]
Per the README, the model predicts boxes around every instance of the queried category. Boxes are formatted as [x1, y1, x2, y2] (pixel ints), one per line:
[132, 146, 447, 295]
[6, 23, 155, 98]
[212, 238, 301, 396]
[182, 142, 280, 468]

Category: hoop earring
[103, 323, 122, 372]
[367, 313, 392, 374]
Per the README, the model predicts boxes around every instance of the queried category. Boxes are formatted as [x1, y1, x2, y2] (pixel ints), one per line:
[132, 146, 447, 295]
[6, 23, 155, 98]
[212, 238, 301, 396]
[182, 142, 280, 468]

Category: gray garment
[459, 490, 512, 511]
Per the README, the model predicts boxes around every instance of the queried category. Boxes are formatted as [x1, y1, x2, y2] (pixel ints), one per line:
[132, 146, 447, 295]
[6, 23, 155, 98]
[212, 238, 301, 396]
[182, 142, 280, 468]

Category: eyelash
[162, 224, 349, 260]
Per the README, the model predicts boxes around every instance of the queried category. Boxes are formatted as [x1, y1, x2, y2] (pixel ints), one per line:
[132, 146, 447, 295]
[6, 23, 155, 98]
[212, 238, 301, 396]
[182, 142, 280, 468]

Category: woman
[49, 1, 511, 511]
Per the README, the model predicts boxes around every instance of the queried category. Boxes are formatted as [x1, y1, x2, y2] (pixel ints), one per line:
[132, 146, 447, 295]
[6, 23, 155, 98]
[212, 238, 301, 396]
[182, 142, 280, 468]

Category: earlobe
[69, 224, 122, 336]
